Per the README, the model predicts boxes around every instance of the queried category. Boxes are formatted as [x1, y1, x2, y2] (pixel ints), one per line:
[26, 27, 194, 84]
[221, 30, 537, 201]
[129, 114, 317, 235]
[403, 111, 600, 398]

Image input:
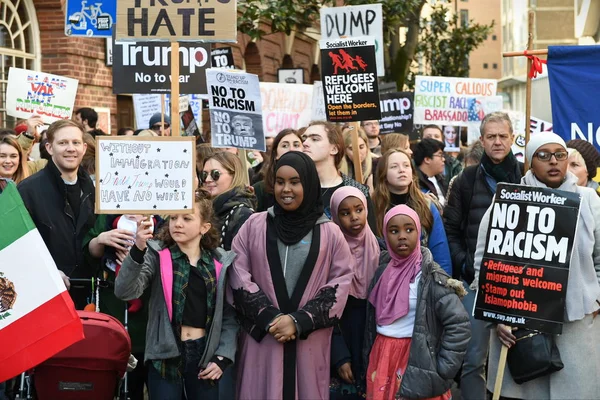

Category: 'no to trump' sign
[116, 0, 236, 41]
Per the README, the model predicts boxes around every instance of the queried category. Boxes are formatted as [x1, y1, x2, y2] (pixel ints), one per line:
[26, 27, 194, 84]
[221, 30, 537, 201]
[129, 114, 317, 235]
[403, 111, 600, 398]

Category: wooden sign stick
[171, 41, 180, 137]
[161, 94, 165, 133]
[349, 122, 364, 184]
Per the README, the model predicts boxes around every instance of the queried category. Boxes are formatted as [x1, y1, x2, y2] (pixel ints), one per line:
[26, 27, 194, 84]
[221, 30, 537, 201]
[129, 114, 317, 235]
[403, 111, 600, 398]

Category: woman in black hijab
[228, 151, 354, 400]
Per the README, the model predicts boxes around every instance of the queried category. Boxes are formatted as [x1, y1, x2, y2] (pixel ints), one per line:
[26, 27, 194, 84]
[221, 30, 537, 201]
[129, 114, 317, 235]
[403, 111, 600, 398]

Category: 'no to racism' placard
[320, 38, 381, 123]
[474, 183, 581, 334]
[116, 0, 236, 42]
[207, 69, 265, 151]
[95, 136, 196, 214]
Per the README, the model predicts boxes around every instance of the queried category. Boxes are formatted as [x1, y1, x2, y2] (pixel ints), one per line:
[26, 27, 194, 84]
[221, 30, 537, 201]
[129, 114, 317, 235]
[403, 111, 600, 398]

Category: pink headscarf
[368, 205, 422, 326]
[330, 187, 380, 299]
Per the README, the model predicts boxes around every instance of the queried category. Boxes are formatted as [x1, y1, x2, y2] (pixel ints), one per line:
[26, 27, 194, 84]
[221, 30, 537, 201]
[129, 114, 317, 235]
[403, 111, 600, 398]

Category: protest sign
[133, 94, 166, 129]
[207, 70, 265, 151]
[0, 183, 84, 382]
[112, 40, 210, 94]
[211, 47, 235, 69]
[5, 68, 79, 124]
[95, 136, 196, 214]
[65, 0, 115, 37]
[320, 38, 381, 123]
[278, 69, 304, 84]
[474, 183, 581, 334]
[506, 111, 554, 162]
[312, 81, 327, 121]
[379, 92, 414, 135]
[320, 4, 384, 76]
[548, 45, 600, 152]
[260, 82, 313, 137]
[414, 76, 500, 127]
[116, 0, 236, 42]
[95, 107, 111, 135]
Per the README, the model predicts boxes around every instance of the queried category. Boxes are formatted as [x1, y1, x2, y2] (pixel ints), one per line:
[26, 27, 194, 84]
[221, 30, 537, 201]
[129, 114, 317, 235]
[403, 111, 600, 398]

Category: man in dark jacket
[414, 138, 448, 206]
[18, 119, 96, 309]
[443, 111, 523, 400]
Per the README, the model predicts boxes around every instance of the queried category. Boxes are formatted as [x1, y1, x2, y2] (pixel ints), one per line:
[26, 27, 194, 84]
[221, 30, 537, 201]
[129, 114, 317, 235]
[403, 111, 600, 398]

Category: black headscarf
[272, 152, 324, 245]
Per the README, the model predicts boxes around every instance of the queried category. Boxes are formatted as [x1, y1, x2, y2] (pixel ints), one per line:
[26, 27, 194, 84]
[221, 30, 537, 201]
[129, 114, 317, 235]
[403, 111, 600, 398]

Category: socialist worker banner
[547, 45, 600, 152]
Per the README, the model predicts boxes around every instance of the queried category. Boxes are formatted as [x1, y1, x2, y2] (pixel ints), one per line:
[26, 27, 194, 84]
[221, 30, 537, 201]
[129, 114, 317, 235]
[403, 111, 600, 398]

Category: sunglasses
[534, 151, 568, 162]
[200, 169, 228, 183]
[151, 123, 170, 131]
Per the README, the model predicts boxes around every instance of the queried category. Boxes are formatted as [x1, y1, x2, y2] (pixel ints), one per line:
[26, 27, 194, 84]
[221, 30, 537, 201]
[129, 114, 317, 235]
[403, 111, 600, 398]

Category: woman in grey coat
[115, 190, 238, 400]
[364, 205, 471, 400]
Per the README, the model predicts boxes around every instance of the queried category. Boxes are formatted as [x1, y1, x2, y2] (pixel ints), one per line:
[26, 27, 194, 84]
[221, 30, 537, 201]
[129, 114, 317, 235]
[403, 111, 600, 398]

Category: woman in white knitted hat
[473, 132, 600, 399]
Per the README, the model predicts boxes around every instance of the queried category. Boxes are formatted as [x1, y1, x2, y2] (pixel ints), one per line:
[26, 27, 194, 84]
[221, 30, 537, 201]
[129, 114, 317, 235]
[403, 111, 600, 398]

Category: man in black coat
[18, 119, 96, 309]
[414, 138, 448, 207]
[443, 112, 523, 400]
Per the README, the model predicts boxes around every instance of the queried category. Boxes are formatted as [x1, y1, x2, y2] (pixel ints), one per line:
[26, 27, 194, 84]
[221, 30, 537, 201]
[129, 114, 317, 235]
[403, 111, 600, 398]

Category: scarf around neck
[330, 186, 380, 299]
[368, 205, 422, 325]
[480, 150, 521, 184]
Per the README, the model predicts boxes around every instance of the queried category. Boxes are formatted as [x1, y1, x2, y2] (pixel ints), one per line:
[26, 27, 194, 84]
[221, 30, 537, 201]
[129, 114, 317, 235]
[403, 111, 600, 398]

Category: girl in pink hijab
[329, 186, 381, 399]
[364, 205, 470, 400]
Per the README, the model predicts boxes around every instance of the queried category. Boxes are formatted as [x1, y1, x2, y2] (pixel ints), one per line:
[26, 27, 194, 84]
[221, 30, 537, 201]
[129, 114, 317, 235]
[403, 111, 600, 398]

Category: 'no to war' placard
[320, 38, 381, 123]
[116, 0, 236, 42]
[474, 183, 581, 334]
[95, 136, 196, 214]
[6, 68, 79, 124]
[207, 69, 265, 151]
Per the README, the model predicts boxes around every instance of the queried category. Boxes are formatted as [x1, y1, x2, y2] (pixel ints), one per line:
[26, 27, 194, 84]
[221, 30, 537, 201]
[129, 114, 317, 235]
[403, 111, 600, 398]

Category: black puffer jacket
[213, 186, 256, 250]
[443, 163, 522, 282]
[363, 248, 471, 399]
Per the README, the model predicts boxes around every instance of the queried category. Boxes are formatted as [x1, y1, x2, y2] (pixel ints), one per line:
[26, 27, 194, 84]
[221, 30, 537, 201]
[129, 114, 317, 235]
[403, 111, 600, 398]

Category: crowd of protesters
[1, 108, 600, 400]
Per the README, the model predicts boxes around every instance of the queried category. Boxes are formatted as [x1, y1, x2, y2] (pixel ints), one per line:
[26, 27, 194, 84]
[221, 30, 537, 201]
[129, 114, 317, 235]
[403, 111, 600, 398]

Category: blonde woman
[0, 135, 29, 184]
[340, 127, 375, 194]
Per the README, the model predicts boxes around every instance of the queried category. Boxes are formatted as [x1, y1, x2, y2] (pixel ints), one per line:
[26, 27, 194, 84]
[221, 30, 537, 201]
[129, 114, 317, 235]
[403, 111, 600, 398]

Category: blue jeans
[148, 337, 219, 400]
[460, 280, 492, 400]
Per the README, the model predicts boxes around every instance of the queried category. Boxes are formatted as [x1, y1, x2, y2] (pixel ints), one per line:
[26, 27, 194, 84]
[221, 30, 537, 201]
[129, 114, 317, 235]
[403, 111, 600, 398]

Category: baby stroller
[16, 279, 132, 400]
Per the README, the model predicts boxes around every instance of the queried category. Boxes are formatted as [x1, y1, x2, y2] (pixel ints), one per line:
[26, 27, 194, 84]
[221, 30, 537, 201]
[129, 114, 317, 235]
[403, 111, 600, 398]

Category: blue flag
[547, 45, 600, 152]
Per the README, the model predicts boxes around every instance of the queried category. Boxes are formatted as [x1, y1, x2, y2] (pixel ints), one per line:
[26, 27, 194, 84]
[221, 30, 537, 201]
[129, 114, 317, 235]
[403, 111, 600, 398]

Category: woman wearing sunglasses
[201, 151, 256, 251]
[473, 133, 600, 400]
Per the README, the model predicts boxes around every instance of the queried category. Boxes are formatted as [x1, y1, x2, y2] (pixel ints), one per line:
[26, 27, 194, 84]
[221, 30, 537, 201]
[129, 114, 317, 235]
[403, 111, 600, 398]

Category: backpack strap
[220, 204, 254, 247]
[158, 248, 174, 322]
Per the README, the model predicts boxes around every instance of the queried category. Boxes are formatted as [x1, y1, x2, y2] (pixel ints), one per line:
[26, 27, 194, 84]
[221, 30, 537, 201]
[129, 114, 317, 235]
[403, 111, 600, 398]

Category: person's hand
[496, 324, 517, 348]
[59, 270, 70, 290]
[115, 248, 129, 264]
[98, 229, 135, 251]
[198, 362, 223, 380]
[338, 362, 354, 384]
[135, 218, 154, 251]
[251, 151, 263, 164]
[268, 315, 297, 343]
[26, 115, 44, 140]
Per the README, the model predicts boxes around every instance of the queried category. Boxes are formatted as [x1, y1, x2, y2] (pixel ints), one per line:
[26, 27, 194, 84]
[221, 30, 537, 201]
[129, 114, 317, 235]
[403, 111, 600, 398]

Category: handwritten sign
[260, 83, 313, 137]
[207, 69, 264, 151]
[312, 81, 327, 121]
[320, 4, 384, 76]
[414, 76, 500, 127]
[474, 183, 581, 334]
[6, 68, 79, 124]
[116, 0, 236, 41]
[95, 136, 196, 214]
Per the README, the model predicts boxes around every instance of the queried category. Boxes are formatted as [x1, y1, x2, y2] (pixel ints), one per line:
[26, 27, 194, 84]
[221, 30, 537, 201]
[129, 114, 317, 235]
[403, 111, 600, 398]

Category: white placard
[133, 94, 163, 130]
[260, 82, 313, 137]
[312, 81, 327, 121]
[6, 68, 79, 124]
[95, 136, 196, 214]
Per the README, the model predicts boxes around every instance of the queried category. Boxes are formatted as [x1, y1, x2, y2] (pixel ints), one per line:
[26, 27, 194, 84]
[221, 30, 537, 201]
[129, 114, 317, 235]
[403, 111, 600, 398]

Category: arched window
[0, 0, 41, 128]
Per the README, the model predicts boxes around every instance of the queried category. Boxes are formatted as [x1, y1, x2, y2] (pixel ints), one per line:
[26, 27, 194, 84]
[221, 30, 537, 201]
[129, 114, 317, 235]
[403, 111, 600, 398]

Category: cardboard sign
[112, 40, 210, 94]
[320, 38, 381, 123]
[95, 136, 196, 214]
[95, 107, 111, 135]
[116, 0, 236, 41]
[312, 81, 327, 121]
[379, 92, 414, 135]
[211, 47, 235, 69]
[414, 76, 500, 127]
[65, 0, 116, 37]
[260, 83, 313, 138]
[5, 68, 79, 124]
[474, 183, 581, 334]
[207, 70, 265, 151]
[320, 4, 384, 77]
[278, 69, 304, 84]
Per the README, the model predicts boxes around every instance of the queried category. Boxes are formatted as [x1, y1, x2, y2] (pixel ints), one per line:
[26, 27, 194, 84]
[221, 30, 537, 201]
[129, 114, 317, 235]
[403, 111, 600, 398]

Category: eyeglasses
[151, 123, 170, 131]
[534, 151, 568, 162]
[432, 153, 446, 159]
[200, 169, 228, 183]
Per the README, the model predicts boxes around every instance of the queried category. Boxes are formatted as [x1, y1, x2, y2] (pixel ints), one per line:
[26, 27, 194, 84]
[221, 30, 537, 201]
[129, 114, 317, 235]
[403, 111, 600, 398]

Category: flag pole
[523, 11, 535, 173]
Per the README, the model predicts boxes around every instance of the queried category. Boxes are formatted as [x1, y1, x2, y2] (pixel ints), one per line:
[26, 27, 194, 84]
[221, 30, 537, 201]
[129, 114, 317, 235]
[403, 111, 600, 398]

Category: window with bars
[0, 0, 40, 129]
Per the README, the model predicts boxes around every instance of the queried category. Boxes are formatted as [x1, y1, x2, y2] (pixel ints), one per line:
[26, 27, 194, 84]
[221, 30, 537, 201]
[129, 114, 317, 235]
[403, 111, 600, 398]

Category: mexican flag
[0, 183, 84, 381]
